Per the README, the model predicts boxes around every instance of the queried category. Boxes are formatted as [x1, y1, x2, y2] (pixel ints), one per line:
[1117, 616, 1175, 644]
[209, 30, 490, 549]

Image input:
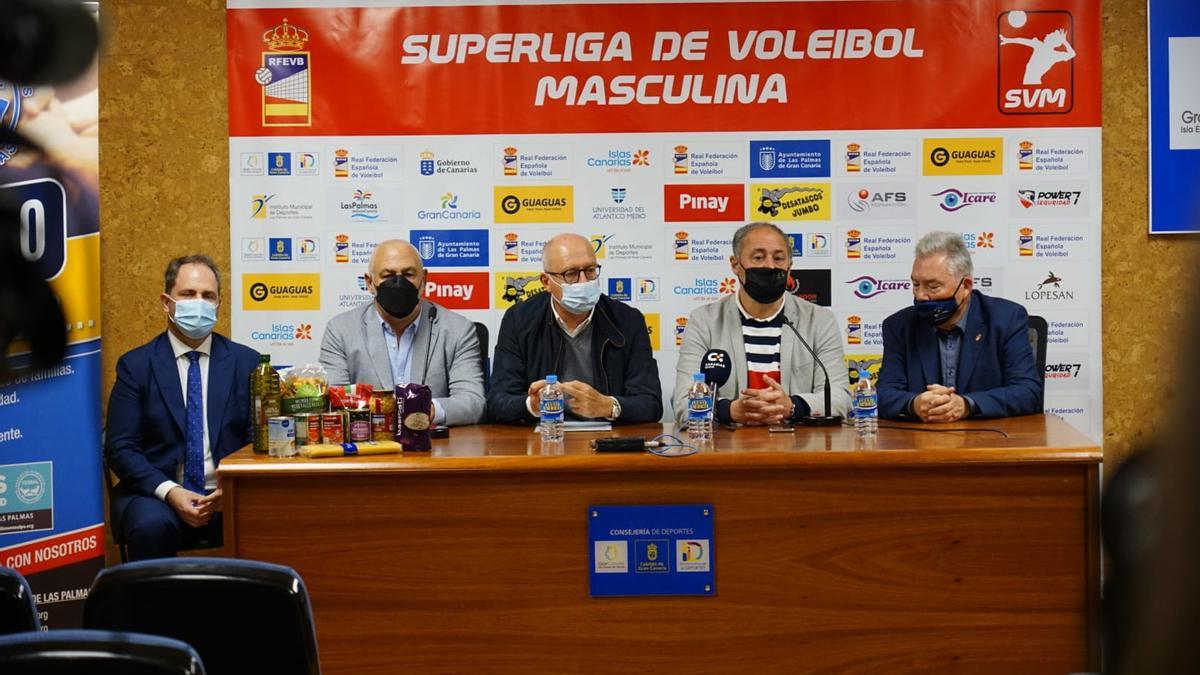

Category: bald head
[365, 239, 425, 296]
[542, 233, 595, 273]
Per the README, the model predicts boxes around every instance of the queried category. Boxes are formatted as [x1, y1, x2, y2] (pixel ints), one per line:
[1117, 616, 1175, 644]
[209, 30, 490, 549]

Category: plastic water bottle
[540, 375, 565, 442]
[686, 373, 713, 446]
[853, 369, 878, 438]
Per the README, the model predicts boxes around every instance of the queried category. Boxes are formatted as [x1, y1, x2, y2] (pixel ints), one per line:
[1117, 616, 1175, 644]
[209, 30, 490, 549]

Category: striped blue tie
[184, 351, 205, 494]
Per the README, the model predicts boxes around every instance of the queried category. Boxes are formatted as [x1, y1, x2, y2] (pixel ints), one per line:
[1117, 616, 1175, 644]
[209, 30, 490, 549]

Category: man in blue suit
[105, 255, 260, 559]
[877, 231, 1043, 422]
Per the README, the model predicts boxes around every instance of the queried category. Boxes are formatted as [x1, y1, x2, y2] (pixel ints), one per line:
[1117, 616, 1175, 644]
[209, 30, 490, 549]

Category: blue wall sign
[588, 504, 714, 597]
[1149, 0, 1200, 233]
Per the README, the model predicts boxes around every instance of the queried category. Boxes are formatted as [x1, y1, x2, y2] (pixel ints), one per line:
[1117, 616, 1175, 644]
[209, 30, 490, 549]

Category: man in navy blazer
[877, 231, 1043, 422]
[105, 255, 259, 559]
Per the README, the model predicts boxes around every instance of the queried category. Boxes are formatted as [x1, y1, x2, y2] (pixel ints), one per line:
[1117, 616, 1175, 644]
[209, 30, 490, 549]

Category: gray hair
[731, 222, 791, 260]
[914, 231, 973, 277]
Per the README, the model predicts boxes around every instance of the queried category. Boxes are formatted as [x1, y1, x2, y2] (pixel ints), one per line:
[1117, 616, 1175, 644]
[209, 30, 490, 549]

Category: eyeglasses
[545, 265, 602, 284]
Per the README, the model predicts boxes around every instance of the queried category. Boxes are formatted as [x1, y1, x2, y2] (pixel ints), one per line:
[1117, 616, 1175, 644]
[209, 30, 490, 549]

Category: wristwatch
[608, 396, 621, 421]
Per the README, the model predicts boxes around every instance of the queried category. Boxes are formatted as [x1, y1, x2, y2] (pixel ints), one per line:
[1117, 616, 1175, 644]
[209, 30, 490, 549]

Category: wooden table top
[219, 414, 1100, 476]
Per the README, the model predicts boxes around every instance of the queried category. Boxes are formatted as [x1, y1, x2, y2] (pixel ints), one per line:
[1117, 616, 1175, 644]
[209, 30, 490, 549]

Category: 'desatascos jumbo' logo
[256, 18, 311, 127]
[998, 10, 1076, 114]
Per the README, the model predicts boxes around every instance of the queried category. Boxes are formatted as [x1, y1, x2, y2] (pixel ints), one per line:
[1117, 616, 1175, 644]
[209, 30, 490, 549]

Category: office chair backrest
[0, 566, 39, 635]
[0, 629, 205, 675]
[1027, 314, 1048, 378]
[84, 557, 319, 675]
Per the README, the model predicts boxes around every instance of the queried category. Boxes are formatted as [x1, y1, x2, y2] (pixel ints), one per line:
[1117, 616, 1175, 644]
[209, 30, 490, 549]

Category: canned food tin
[267, 416, 296, 458]
[321, 412, 346, 444]
[293, 414, 320, 446]
[348, 409, 372, 442]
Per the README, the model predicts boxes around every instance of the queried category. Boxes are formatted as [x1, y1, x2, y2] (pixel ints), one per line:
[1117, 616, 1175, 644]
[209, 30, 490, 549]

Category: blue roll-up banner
[1149, 0, 1200, 233]
[0, 7, 105, 629]
[589, 504, 715, 597]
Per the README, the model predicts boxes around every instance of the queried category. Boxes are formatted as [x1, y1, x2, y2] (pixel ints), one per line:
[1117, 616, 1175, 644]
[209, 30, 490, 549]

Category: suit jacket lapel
[955, 292, 985, 390]
[723, 295, 746, 396]
[409, 302, 436, 385]
[207, 335, 233, 453]
[361, 303, 394, 388]
[150, 333, 187, 435]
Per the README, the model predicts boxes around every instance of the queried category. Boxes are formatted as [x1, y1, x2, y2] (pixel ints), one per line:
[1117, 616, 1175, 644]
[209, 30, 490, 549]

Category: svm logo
[922, 138, 1004, 175]
[242, 274, 320, 310]
[663, 184, 743, 222]
[425, 272, 489, 310]
[644, 312, 661, 351]
[751, 183, 830, 221]
[493, 186, 573, 223]
[998, 10, 1075, 114]
[494, 271, 546, 308]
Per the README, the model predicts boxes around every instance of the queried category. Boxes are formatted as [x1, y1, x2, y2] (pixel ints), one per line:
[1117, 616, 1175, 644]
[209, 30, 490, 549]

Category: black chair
[1027, 314, 1048, 378]
[0, 629, 205, 674]
[84, 557, 320, 675]
[473, 321, 490, 392]
[0, 566, 39, 634]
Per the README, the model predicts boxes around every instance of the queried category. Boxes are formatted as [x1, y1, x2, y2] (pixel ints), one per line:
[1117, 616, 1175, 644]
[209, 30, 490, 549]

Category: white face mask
[550, 276, 601, 314]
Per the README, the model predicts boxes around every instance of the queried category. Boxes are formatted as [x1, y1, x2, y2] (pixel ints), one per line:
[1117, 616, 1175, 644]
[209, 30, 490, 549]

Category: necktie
[184, 351, 205, 494]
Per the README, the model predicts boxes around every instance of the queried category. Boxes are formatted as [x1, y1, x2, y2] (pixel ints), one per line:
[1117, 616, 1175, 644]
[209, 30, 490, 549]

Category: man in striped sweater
[673, 223, 851, 426]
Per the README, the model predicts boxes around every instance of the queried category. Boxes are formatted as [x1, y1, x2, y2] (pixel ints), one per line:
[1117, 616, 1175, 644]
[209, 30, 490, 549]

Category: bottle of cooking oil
[250, 353, 281, 453]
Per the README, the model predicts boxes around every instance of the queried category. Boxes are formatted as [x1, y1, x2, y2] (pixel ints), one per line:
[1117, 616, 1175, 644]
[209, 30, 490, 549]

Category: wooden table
[219, 415, 1101, 674]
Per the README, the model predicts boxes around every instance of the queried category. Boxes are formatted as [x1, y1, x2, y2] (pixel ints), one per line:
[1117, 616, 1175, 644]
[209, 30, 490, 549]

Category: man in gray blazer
[319, 240, 485, 426]
[673, 223, 851, 426]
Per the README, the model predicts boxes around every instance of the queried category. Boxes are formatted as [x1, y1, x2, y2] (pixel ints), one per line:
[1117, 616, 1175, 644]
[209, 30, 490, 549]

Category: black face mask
[375, 275, 420, 319]
[741, 266, 788, 304]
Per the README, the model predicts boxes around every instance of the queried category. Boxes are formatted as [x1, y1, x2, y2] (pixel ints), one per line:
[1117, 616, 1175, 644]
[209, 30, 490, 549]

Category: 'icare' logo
[998, 10, 1075, 114]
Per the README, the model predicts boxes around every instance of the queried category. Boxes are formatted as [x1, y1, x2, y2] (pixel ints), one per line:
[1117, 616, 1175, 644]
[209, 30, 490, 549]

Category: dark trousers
[117, 491, 223, 561]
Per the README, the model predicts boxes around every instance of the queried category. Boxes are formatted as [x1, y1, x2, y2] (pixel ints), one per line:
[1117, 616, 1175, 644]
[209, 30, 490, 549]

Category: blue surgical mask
[913, 278, 965, 326]
[553, 277, 601, 314]
[170, 298, 218, 339]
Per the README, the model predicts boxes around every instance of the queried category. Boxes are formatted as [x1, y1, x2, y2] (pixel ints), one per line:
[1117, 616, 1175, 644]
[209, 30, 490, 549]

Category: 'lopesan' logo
[998, 10, 1075, 114]
[242, 274, 320, 310]
[922, 138, 1004, 175]
[256, 19, 311, 127]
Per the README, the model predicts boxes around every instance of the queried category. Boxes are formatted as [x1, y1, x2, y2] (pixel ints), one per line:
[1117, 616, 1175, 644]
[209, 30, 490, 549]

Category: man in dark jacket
[487, 233, 663, 424]
[877, 231, 1043, 421]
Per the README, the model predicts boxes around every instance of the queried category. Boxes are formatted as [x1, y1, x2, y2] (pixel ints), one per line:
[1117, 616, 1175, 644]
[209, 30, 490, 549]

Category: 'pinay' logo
[256, 18, 311, 127]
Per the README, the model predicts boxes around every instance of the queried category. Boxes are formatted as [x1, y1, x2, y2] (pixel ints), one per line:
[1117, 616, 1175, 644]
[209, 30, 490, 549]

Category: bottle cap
[858, 369, 871, 381]
[693, 372, 705, 381]
[545, 375, 558, 383]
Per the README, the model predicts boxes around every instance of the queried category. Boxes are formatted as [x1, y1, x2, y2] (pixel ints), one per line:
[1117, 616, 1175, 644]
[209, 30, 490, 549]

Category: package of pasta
[394, 383, 432, 451]
[280, 363, 329, 414]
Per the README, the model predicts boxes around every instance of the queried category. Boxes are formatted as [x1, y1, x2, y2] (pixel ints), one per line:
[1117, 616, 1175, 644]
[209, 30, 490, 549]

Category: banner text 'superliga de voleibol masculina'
[227, 0, 1102, 440]
[0, 6, 104, 629]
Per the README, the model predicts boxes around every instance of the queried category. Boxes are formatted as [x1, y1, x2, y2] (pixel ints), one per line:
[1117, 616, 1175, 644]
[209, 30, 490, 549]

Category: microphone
[780, 314, 843, 427]
[700, 349, 731, 389]
[420, 302, 438, 385]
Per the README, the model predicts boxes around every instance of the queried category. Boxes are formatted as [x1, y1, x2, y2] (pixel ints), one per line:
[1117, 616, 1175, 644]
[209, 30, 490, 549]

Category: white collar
[550, 298, 594, 338]
[166, 330, 212, 359]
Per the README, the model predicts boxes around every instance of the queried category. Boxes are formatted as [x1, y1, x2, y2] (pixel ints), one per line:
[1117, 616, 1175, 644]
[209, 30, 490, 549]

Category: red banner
[227, 1, 1101, 137]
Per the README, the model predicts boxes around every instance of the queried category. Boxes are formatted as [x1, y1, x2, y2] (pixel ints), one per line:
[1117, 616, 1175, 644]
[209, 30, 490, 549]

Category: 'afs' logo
[998, 10, 1075, 114]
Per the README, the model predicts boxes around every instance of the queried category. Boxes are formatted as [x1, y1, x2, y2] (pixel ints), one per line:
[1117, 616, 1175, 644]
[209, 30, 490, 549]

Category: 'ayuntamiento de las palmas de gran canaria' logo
[256, 18, 311, 127]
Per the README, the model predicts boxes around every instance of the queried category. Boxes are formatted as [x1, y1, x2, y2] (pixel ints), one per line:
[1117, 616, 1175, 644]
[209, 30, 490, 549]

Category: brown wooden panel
[228, 459, 1091, 674]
